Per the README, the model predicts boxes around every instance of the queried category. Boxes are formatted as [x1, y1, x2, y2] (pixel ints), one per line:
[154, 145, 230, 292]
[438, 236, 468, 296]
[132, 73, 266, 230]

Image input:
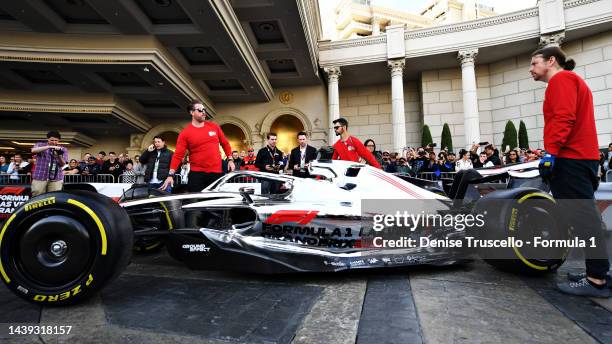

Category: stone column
[324, 66, 341, 145]
[539, 31, 565, 47]
[388, 58, 406, 153]
[458, 49, 480, 148]
[372, 17, 382, 35]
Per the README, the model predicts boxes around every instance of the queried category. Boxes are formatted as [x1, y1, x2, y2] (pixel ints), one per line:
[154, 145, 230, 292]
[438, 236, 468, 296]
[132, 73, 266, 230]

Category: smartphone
[478, 142, 489, 146]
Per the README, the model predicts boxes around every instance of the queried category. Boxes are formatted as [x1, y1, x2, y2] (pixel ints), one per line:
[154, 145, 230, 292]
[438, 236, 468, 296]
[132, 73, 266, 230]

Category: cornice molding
[0, 130, 96, 147]
[404, 7, 539, 40]
[0, 94, 151, 132]
[564, 0, 601, 9]
[0, 32, 216, 116]
[320, 53, 387, 68]
[209, 0, 274, 101]
[296, 0, 322, 78]
[318, 35, 387, 51]
[564, 0, 612, 31]
[319, 7, 541, 55]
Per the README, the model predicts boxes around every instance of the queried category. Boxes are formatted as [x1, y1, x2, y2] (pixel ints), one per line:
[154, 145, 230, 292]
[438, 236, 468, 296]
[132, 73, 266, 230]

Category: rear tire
[0, 191, 132, 305]
[473, 188, 568, 275]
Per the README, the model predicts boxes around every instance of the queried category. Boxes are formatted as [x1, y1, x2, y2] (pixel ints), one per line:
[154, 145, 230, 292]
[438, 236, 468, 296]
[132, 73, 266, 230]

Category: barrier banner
[0, 185, 31, 220]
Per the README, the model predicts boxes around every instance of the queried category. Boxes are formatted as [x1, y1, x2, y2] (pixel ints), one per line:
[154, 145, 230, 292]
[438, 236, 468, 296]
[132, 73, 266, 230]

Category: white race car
[0, 158, 567, 305]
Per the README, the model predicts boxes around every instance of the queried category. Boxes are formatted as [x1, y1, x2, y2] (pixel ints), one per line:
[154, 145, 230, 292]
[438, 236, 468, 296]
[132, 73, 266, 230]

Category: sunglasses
[248, 150, 254, 152]
[193, 108, 206, 113]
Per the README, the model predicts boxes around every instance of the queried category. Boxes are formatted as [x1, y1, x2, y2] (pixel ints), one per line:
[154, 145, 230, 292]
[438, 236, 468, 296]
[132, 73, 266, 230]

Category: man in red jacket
[331, 118, 381, 169]
[531, 46, 610, 297]
[162, 100, 235, 192]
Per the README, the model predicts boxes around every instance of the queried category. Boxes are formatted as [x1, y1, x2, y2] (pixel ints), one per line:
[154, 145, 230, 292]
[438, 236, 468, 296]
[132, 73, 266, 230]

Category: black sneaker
[567, 272, 612, 288]
[557, 278, 610, 298]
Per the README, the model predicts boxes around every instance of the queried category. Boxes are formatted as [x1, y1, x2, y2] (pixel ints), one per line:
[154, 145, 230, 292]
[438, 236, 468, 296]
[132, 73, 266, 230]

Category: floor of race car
[1, 251, 611, 344]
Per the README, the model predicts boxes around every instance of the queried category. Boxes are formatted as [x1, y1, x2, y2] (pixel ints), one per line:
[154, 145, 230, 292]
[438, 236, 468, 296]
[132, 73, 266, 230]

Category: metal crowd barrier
[63, 174, 115, 184]
[0, 174, 119, 184]
[0, 174, 31, 184]
[1, 170, 508, 186]
[416, 172, 457, 181]
[606, 169, 612, 183]
[117, 174, 137, 184]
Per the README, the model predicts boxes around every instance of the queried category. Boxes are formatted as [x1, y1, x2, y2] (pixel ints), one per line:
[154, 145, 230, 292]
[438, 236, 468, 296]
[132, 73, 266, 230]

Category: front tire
[0, 191, 132, 305]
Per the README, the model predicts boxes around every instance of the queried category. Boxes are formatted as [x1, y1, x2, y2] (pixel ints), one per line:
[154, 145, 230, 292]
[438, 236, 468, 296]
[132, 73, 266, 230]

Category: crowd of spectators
[362, 139, 549, 176]
[0, 146, 291, 185]
[599, 143, 612, 182]
[0, 154, 34, 181]
[3, 139, 612, 184]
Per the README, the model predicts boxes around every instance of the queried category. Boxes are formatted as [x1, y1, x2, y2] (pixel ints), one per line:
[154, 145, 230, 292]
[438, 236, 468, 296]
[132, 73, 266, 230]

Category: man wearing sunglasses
[241, 148, 258, 171]
[163, 99, 234, 192]
[331, 118, 381, 169]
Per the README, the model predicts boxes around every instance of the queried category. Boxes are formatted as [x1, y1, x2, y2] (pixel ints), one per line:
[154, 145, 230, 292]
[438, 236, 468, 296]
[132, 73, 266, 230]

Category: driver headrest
[316, 146, 335, 162]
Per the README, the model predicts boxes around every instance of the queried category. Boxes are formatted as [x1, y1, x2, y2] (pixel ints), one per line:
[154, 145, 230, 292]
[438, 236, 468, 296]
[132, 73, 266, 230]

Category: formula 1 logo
[0, 187, 26, 195]
[264, 210, 319, 225]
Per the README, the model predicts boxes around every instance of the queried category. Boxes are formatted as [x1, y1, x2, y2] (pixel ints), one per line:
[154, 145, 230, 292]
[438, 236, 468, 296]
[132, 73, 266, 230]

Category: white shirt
[455, 159, 473, 171]
[299, 146, 307, 169]
[180, 163, 190, 184]
[7, 161, 29, 179]
[150, 151, 162, 184]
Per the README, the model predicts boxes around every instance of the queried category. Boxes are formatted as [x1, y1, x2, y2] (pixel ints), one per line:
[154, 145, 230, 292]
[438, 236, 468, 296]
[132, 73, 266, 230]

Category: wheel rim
[515, 201, 565, 261]
[18, 214, 92, 287]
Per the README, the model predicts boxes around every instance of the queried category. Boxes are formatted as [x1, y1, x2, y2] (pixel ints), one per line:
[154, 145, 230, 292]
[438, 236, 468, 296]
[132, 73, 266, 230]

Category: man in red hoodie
[531, 46, 610, 297]
[162, 100, 234, 192]
[331, 117, 381, 169]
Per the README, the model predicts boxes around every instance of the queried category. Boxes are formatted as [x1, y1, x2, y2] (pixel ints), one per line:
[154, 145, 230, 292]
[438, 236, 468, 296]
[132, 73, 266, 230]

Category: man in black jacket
[230, 151, 243, 170]
[484, 144, 502, 166]
[140, 136, 174, 191]
[102, 152, 123, 182]
[255, 133, 283, 174]
[288, 131, 317, 178]
[255, 133, 283, 194]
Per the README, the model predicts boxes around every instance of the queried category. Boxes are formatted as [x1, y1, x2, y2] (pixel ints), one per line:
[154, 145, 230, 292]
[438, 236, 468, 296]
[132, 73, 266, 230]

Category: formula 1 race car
[0, 158, 567, 305]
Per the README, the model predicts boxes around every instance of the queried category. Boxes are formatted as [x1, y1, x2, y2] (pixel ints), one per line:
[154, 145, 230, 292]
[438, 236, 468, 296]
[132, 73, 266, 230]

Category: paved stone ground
[1, 251, 610, 344]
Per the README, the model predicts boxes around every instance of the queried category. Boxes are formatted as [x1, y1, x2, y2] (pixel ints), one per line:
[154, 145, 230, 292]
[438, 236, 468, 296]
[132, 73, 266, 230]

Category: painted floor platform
[1, 251, 610, 344]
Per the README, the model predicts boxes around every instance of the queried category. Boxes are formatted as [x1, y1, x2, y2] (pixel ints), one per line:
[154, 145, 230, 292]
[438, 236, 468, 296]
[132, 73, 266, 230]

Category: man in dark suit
[288, 131, 318, 178]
